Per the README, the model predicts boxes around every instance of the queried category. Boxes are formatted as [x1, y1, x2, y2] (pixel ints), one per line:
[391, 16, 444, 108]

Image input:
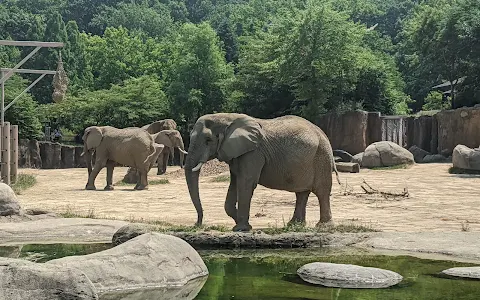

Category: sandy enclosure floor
[16, 163, 480, 232]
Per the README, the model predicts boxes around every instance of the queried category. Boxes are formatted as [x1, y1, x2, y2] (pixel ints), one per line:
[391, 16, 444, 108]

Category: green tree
[89, 2, 173, 37]
[64, 20, 93, 92]
[4, 75, 43, 139]
[164, 22, 234, 129]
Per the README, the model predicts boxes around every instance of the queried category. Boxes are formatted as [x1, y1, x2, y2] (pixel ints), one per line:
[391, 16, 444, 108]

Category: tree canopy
[0, 0, 478, 138]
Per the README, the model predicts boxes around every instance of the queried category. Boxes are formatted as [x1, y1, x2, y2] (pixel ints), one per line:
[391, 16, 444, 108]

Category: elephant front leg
[224, 172, 238, 223]
[231, 155, 263, 232]
[86, 159, 106, 190]
[104, 160, 115, 190]
[288, 191, 310, 226]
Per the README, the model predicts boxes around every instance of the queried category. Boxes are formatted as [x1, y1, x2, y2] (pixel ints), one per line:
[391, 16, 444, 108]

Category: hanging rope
[52, 52, 69, 103]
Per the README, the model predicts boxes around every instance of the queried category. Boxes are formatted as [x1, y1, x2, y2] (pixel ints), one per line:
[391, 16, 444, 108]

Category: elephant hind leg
[313, 182, 333, 225]
[134, 170, 149, 190]
[288, 191, 310, 226]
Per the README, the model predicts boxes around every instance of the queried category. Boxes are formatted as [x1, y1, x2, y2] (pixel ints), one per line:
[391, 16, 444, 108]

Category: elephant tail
[143, 143, 164, 165]
[333, 163, 341, 185]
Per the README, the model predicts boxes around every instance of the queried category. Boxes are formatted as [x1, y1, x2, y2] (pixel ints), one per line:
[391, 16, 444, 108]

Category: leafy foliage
[0, 0, 478, 139]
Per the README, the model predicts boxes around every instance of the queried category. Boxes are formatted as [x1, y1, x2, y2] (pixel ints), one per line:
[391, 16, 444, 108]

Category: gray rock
[408, 145, 430, 163]
[47, 232, 209, 292]
[352, 152, 364, 165]
[297, 262, 403, 288]
[332, 150, 353, 163]
[452, 144, 480, 170]
[0, 257, 98, 300]
[441, 267, 480, 279]
[362, 141, 414, 168]
[422, 154, 447, 163]
[112, 223, 150, 246]
[99, 276, 207, 300]
[0, 183, 21, 216]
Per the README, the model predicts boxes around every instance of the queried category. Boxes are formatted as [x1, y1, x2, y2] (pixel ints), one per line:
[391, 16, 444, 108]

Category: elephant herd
[81, 113, 340, 232]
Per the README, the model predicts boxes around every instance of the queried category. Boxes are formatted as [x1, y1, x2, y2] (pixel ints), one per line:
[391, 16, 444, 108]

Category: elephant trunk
[185, 158, 203, 226]
[85, 150, 93, 177]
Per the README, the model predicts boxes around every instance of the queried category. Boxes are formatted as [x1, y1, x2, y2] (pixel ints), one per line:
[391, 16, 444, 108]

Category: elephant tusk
[192, 162, 204, 172]
[179, 148, 188, 155]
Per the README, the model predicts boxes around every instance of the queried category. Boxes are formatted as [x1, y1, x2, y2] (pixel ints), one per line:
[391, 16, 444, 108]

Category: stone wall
[436, 107, 480, 156]
[316, 110, 382, 155]
[19, 140, 85, 169]
[316, 106, 480, 156]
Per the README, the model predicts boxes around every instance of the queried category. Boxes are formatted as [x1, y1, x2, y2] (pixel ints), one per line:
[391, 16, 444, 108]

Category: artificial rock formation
[297, 262, 403, 288]
[361, 141, 414, 168]
[452, 144, 480, 171]
[47, 233, 209, 292]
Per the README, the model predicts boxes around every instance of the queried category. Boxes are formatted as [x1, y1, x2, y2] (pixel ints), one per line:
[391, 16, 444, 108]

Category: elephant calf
[152, 129, 188, 175]
[185, 113, 340, 232]
[82, 126, 164, 190]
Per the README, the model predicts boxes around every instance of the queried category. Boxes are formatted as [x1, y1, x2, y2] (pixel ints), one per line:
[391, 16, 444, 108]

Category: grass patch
[261, 222, 379, 235]
[150, 179, 169, 185]
[448, 167, 480, 175]
[211, 174, 230, 182]
[11, 174, 37, 194]
[58, 206, 97, 219]
[370, 164, 411, 170]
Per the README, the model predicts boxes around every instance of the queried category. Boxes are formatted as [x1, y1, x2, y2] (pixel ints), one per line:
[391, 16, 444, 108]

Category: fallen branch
[361, 179, 409, 197]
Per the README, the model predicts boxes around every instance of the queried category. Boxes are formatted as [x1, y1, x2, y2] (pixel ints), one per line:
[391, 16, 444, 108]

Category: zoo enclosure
[0, 40, 64, 184]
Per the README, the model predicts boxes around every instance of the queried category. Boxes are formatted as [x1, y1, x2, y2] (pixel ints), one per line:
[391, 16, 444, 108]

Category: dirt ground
[15, 163, 480, 232]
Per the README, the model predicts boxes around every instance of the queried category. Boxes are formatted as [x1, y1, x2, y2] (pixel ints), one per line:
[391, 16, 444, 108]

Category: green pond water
[1, 243, 479, 300]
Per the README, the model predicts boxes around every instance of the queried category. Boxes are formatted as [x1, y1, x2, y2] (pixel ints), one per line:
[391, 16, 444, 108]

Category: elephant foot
[104, 185, 114, 191]
[287, 218, 306, 227]
[232, 223, 252, 232]
[316, 219, 334, 228]
[85, 184, 96, 190]
[134, 185, 148, 191]
[157, 171, 165, 175]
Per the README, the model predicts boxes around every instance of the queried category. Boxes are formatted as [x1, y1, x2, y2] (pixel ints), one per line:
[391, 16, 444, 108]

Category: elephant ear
[83, 127, 103, 150]
[217, 116, 264, 162]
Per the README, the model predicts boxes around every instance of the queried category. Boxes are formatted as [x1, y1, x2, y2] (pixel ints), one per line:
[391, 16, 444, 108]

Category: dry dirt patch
[15, 163, 480, 232]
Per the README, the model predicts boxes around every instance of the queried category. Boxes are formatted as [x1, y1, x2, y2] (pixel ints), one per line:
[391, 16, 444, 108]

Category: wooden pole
[10, 125, 18, 183]
[1, 122, 10, 184]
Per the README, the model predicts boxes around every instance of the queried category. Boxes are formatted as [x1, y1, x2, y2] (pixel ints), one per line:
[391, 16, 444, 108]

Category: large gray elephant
[82, 126, 164, 190]
[185, 113, 340, 232]
[153, 129, 188, 175]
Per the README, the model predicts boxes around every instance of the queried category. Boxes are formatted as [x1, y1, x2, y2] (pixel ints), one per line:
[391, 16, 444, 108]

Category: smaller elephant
[152, 129, 188, 175]
[81, 126, 164, 190]
[142, 119, 177, 166]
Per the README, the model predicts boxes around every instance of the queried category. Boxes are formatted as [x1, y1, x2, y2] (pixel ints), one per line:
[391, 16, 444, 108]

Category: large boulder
[352, 152, 364, 165]
[362, 141, 414, 168]
[112, 223, 150, 246]
[441, 267, 480, 279]
[0, 257, 98, 300]
[297, 262, 403, 289]
[47, 233, 209, 292]
[408, 145, 430, 163]
[452, 145, 480, 170]
[0, 183, 21, 216]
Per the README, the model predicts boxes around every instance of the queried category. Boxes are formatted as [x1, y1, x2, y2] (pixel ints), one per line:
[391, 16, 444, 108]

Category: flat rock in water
[297, 262, 403, 288]
[0, 257, 98, 300]
[441, 267, 480, 279]
[47, 232, 209, 292]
